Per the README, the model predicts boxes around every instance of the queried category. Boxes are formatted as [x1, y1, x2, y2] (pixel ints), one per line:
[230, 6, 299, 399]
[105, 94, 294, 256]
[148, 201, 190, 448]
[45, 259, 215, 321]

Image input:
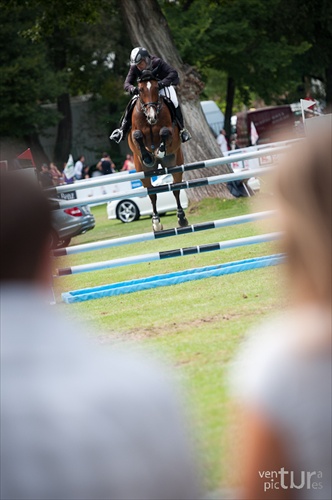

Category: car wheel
[116, 200, 140, 223]
[57, 237, 71, 249]
[51, 230, 71, 249]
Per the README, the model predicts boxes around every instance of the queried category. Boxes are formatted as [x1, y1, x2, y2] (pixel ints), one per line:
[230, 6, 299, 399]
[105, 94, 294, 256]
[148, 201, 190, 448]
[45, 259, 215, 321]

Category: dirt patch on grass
[96, 305, 276, 344]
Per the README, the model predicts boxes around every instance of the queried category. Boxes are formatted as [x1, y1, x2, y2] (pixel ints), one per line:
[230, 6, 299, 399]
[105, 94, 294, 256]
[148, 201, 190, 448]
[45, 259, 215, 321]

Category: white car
[107, 174, 189, 223]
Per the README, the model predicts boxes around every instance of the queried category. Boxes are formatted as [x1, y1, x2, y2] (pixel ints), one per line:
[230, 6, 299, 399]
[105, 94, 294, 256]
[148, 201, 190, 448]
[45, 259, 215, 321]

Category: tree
[0, 3, 63, 165]
[163, 0, 314, 138]
[118, 0, 234, 202]
[27, 1, 104, 164]
[283, 0, 332, 112]
[33, 0, 133, 164]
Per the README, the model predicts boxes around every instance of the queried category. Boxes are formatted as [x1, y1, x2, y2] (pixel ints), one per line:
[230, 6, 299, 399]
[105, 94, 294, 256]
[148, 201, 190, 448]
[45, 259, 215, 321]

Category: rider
[110, 47, 191, 144]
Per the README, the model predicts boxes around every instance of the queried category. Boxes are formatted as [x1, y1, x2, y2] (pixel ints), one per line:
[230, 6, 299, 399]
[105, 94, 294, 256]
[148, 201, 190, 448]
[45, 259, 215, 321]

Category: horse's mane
[137, 70, 158, 83]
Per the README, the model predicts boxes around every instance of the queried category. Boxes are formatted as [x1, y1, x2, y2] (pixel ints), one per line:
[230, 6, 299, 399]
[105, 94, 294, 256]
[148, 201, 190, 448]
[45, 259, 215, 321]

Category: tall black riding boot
[174, 105, 191, 143]
[110, 98, 136, 143]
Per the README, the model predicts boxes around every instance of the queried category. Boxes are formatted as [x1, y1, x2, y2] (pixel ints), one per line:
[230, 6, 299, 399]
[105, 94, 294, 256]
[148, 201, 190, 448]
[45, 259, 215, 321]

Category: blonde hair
[276, 130, 331, 305]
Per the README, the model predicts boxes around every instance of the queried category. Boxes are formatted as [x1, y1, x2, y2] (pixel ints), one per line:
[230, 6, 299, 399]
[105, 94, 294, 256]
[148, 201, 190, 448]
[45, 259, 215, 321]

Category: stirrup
[180, 128, 191, 143]
[110, 128, 123, 143]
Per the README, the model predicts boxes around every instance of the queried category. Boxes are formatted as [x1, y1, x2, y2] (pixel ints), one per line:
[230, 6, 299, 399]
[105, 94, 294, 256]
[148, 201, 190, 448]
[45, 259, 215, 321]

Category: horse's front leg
[156, 126, 171, 159]
[157, 127, 176, 168]
[133, 130, 155, 168]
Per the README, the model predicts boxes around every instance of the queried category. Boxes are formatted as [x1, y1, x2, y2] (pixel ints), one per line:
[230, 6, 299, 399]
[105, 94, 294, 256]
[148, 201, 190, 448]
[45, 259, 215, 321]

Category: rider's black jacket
[124, 56, 180, 93]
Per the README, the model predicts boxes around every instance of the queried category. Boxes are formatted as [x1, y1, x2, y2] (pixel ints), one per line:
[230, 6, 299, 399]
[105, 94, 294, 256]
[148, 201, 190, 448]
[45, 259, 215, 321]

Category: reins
[139, 95, 162, 116]
[137, 72, 163, 123]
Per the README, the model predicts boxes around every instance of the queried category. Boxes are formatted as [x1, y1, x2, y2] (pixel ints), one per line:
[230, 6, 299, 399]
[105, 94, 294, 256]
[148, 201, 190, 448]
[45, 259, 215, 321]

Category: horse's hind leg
[141, 177, 163, 231]
[149, 194, 163, 231]
[174, 189, 188, 227]
[172, 153, 188, 228]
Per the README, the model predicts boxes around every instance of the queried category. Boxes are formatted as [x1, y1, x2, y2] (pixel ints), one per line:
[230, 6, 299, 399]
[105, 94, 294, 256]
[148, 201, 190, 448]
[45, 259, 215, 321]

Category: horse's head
[137, 71, 161, 125]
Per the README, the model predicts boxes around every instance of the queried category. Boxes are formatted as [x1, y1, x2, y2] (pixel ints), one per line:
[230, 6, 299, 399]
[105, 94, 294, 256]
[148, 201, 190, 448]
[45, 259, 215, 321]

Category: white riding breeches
[159, 85, 178, 108]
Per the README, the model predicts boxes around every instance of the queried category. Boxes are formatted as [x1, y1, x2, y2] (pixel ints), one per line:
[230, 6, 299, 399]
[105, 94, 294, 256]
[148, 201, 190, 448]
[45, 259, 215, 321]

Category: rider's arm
[157, 59, 180, 87]
[124, 66, 138, 93]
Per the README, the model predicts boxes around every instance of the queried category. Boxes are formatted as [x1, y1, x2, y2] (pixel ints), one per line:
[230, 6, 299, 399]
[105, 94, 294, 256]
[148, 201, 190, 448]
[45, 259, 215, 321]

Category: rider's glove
[130, 86, 139, 96]
[158, 81, 165, 90]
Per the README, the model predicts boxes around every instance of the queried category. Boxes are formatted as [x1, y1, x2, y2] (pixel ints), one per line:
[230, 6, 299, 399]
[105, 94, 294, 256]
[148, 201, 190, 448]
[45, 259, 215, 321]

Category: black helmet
[130, 47, 150, 65]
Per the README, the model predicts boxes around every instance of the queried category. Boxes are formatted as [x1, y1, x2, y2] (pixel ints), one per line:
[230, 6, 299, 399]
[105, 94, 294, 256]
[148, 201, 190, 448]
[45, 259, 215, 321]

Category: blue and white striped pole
[53, 210, 276, 257]
[45, 142, 294, 196]
[55, 232, 281, 277]
[49, 166, 274, 210]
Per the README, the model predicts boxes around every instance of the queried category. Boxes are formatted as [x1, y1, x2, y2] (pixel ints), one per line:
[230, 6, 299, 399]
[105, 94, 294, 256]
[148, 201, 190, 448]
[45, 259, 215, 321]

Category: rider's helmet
[130, 47, 150, 66]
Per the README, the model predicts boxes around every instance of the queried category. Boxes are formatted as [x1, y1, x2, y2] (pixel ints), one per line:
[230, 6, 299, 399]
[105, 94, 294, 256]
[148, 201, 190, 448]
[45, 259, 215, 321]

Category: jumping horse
[128, 70, 188, 231]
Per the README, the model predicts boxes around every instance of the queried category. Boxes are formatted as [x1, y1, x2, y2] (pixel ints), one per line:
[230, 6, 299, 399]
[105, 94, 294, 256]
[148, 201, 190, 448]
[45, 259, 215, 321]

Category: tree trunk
[325, 62, 332, 113]
[224, 76, 235, 142]
[54, 92, 72, 165]
[118, 0, 233, 201]
[51, 28, 73, 165]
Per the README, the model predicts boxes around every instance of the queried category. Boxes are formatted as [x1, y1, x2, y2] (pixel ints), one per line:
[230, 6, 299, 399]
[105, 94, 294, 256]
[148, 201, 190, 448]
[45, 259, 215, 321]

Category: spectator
[228, 129, 331, 500]
[82, 164, 91, 179]
[0, 170, 200, 500]
[216, 129, 229, 154]
[38, 163, 54, 188]
[229, 134, 237, 150]
[121, 154, 135, 171]
[97, 152, 116, 175]
[49, 162, 65, 186]
[74, 155, 85, 180]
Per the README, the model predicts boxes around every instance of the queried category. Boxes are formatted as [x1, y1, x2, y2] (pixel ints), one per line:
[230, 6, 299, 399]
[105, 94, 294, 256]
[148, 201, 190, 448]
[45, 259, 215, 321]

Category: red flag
[301, 99, 316, 111]
[17, 148, 35, 167]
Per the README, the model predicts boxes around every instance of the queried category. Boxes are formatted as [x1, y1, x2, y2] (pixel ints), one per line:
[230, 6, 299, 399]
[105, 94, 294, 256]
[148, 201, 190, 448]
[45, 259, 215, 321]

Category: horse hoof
[143, 159, 154, 168]
[152, 216, 163, 232]
[178, 217, 188, 228]
[153, 222, 163, 232]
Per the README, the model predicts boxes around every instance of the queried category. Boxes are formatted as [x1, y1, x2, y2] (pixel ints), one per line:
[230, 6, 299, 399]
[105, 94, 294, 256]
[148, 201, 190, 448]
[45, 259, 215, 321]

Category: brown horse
[128, 71, 188, 231]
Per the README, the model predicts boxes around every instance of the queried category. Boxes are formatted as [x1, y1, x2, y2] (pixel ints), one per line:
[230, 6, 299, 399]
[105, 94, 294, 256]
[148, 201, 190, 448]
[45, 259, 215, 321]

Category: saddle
[122, 94, 178, 130]
[162, 96, 177, 126]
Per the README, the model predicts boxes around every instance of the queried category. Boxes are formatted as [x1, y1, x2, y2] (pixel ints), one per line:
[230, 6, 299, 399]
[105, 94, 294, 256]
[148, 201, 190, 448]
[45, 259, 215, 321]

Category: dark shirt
[124, 56, 179, 93]
[101, 159, 112, 175]
[39, 171, 54, 188]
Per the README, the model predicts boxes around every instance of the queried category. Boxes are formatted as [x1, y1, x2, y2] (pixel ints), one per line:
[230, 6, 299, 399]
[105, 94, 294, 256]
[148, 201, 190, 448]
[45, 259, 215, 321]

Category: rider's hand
[158, 81, 165, 90]
[130, 86, 139, 96]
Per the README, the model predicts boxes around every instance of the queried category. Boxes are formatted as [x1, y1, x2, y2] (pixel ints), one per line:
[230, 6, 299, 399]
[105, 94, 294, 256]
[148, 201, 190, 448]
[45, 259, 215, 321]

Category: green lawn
[53, 194, 285, 492]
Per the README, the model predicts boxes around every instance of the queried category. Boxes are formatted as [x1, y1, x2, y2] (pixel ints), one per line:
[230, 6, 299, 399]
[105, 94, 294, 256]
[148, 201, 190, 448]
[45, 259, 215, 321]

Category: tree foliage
[0, 3, 63, 138]
[162, 0, 332, 129]
[0, 0, 131, 162]
[1, 0, 330, 165]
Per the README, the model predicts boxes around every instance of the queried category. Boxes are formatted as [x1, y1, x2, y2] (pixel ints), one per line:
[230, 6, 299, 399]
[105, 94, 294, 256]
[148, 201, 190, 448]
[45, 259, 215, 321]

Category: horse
[127, 70, 188, 232]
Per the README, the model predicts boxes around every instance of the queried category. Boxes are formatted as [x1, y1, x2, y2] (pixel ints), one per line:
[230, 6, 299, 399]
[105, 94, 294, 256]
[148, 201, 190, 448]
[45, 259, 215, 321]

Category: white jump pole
[46, 144, 290, 196]
[50, 166, 274, 210]
[53, 210, 276, 257]
[55, 232, 281, 277]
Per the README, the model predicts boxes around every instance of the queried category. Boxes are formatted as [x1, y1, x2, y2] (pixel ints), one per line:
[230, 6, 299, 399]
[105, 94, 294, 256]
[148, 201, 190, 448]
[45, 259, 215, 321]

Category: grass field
[53, 193, 286, 492]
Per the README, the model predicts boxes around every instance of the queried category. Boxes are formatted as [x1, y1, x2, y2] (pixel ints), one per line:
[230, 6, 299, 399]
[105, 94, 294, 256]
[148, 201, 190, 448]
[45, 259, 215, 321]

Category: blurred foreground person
[229, 128, 331, 500]
[0, 172, 199, 500]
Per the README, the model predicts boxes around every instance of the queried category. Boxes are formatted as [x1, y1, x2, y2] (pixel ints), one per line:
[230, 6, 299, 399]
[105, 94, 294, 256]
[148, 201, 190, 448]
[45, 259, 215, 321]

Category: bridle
[137, 75, 163, 125]
[139, 95, 162, 124]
